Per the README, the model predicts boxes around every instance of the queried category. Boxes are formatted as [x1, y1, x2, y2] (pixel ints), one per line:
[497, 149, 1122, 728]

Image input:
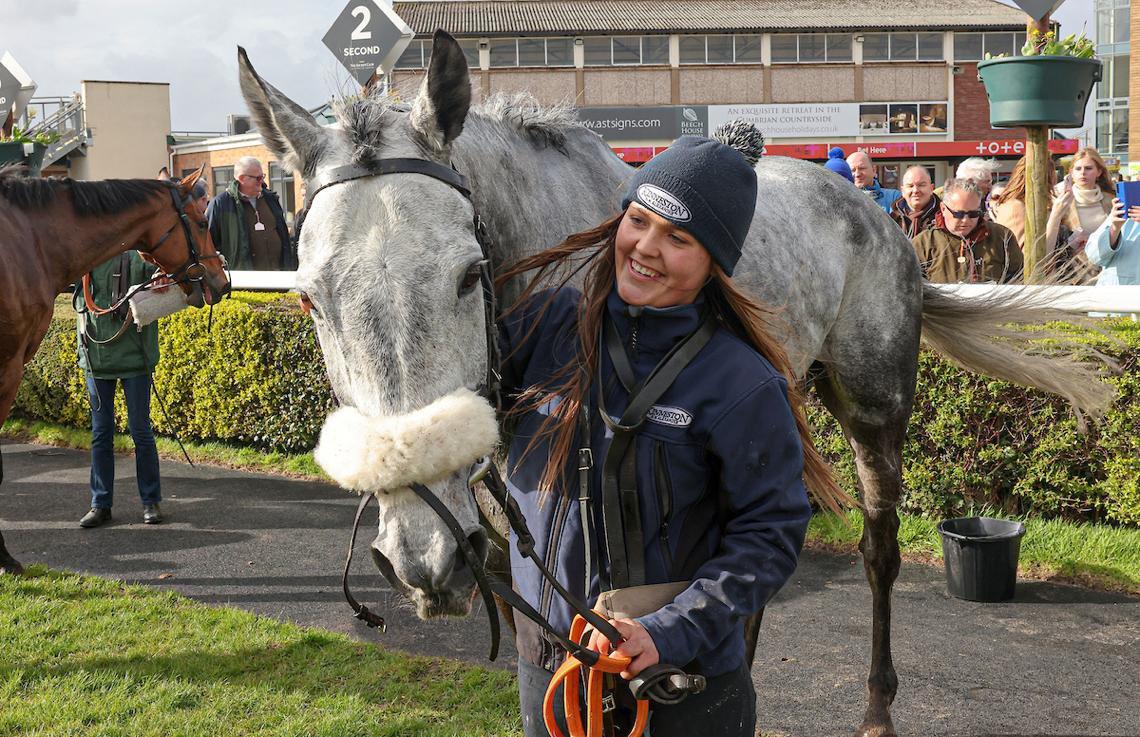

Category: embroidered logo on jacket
[645, 405, 693, 428]
[636, 184, 692, 222]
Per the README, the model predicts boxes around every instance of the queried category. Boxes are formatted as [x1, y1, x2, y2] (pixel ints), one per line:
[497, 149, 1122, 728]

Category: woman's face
[614, 203, 713, 308]
[1071, 156, 1102, 189]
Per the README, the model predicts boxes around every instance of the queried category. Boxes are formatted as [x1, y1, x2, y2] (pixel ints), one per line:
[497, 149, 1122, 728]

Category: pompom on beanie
[824, 147, 854, 182]
[621, 120, 763, 277]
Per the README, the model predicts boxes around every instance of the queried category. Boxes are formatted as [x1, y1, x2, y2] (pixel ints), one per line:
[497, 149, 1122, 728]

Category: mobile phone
[1063, 174, 1073, 192]
[1116, 181, 1140, 212]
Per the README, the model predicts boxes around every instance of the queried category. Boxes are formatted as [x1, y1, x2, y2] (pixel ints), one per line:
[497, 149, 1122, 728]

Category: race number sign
[322, 1, 414, 85]
[0, 63, 21, 128]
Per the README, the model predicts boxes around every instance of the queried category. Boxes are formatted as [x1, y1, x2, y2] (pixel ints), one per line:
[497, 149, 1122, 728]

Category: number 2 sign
[322, 0, 414, 85]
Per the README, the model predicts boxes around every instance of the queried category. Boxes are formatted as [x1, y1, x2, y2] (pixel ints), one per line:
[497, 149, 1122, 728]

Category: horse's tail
[919, 283, 1118, 426]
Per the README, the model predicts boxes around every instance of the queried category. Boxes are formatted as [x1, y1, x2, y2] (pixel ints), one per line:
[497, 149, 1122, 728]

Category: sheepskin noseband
[314, 388, 499, 494]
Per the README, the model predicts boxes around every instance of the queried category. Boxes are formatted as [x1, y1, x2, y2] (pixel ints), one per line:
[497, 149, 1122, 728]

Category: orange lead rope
[543, 613, 650, 737]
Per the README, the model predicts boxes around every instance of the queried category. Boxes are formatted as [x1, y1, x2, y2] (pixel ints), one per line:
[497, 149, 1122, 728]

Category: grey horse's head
[238, 32, 496, 619]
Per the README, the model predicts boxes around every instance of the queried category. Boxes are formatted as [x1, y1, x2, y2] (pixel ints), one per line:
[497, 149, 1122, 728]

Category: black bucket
[937, 517, 1026, 602]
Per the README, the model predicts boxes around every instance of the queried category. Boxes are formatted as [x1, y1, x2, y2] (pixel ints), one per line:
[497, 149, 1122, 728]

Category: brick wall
[953, 62, 1026, 141]
[1130, 3, 1139, 166]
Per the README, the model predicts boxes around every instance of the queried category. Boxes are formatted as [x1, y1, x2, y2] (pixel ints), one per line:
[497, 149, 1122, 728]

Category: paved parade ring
[2, 441, 1135, 737]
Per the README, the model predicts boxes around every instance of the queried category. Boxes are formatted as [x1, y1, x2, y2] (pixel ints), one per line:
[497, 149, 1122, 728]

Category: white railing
[229, 271, 1140, 316]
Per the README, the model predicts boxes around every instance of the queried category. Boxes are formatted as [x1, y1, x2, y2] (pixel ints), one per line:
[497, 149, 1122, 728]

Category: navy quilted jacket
[501, 286, 811, 677]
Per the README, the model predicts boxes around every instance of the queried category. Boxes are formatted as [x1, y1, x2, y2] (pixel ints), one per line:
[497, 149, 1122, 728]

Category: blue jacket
[501, 287, 812, 677]
[862, 179, 902, 214]
[1086, 217, 1140, 286]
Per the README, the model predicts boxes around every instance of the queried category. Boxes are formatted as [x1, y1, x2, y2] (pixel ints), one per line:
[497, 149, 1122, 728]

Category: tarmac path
[1, 440, 1136, 737]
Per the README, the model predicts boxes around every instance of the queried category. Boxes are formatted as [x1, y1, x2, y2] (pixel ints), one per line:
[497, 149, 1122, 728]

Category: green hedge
[12, 295, 1139, 526]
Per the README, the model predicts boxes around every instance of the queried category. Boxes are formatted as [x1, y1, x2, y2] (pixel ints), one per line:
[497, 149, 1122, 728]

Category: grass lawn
[4, 418, 1138, 595]
[0, 567, 520, 737]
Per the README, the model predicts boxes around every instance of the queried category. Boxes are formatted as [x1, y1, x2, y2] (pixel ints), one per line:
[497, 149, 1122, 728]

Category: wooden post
[1021, 12, 1053, 284]
[1022, 126, 1052, 282]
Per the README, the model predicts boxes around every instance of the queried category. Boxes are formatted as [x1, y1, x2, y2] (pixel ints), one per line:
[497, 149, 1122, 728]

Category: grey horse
[238, 31, 1110, 737]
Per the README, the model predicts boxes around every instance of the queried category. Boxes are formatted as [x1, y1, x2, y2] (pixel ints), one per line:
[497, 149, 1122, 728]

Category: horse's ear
[410, 30, 471, 151]
[177, 163, 207, 193]
[237, 46, 327, 176]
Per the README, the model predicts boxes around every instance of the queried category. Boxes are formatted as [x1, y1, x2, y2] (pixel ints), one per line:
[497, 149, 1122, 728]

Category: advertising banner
[708, 101, 949, 139]
[576, 105, 708, 143]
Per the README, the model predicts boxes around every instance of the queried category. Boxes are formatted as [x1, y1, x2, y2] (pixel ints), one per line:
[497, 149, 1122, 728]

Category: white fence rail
[229, 271, 1140, 315]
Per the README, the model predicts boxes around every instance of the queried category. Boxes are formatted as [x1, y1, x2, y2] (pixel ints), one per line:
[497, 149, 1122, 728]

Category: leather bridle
[80, 183, 226, 318]
[306, 156, 624, 664]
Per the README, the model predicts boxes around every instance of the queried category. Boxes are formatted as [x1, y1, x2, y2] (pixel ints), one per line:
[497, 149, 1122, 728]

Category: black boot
[79, 508, 112, 528]
[0, 531, 23, 576]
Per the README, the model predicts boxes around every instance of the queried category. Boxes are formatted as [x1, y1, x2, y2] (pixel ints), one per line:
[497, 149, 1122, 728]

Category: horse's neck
[454, 122, 629, 287]
[35, 195, 164, 292]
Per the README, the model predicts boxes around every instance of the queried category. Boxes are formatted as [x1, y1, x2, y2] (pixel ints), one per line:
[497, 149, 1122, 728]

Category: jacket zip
[654, 440, 675, 576]
[628, 308, 641, 359]
[539, 493, 572, 622]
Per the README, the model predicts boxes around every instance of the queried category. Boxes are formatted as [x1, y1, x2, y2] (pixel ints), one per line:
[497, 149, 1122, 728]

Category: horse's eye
[459, 262, 484, 296]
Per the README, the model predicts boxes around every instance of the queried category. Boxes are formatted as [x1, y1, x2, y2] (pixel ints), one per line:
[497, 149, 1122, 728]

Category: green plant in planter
[1021, 28, 1095, 58]
[0, 126, 60, 146]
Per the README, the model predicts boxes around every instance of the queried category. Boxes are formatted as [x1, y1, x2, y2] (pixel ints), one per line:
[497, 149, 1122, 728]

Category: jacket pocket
[654, 440, 675, 577]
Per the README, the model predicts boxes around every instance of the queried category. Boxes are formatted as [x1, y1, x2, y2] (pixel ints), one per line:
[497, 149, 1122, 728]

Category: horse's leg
[816, 370, 910, 737]
[0, 379, 24, 575]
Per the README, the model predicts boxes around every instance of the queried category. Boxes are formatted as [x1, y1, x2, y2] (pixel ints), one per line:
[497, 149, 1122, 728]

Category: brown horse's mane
[0, 166, 173, 217]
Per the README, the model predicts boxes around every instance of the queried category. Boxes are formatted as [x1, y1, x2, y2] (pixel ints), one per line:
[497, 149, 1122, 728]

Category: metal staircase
[22, 95, 86, 167]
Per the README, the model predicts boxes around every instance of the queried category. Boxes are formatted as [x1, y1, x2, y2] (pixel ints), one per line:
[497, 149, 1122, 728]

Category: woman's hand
[1049, 186, 1074, 221]
[587, 618, 660, 679]
[1108, 198, 1127, 245]
[1129, 206, 1140, 223]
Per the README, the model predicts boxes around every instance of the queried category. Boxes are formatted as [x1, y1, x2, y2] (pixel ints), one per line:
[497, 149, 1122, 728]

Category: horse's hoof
[855, 722, 898, 737]
[0, 557, 25, 576]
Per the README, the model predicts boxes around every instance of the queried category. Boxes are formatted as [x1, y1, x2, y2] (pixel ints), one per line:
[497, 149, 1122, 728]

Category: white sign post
[322, 0, 414, 86]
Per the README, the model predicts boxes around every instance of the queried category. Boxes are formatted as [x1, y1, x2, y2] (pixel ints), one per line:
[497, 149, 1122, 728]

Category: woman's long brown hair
[496, 213, 851, 515]
[994, 155, 1057, 205]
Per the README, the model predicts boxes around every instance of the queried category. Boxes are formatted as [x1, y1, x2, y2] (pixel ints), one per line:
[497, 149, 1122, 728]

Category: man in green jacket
[76, 251, 165, 527]
[206, 156, 295, 270]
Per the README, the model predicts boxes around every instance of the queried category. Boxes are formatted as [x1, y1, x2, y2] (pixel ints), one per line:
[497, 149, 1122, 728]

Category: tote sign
[0, 62, 22, 129]
[322, 0, 414, 85]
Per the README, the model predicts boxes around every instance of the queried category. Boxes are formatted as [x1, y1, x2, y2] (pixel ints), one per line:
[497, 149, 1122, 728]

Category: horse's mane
[0, 167, 172, 216]
[333, 90, 581, 160]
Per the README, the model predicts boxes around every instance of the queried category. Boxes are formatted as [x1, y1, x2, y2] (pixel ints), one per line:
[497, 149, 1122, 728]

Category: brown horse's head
[141, 165, 230, 306]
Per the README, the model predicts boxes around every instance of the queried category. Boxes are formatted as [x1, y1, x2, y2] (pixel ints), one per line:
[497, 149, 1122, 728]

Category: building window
[211, 166, 234, 196]
[771, 34, 852, 63]
[863, 32, 944, 62]
[642, 36, 669, 64]
[395, 40, 425, 69]
[489, 38, 576, 68]
[581, 35, 673, 66]
[953, 32, 1027, 61]
[1099, 53, 1131, 100]
[681, 34, 770, 64]
[396, 39, 479, 69]
[268, 162, 296, 230]
[1096, 101, 1130, 155]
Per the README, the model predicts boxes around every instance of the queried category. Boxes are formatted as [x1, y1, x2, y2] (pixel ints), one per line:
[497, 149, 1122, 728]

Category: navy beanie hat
[824, 147, 854, 182]
[621, 120, 763, 276]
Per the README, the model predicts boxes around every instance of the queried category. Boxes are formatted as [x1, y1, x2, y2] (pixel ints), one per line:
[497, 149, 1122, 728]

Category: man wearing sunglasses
[911, 178, 1022, 283]
[206, 156, 295, 271]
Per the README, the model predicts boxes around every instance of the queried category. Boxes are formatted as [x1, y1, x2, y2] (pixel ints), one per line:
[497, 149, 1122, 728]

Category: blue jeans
[87, 373, 161, 509]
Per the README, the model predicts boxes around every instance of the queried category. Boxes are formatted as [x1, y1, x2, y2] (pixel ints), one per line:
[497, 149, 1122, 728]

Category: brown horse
[0, 165, 231, 575]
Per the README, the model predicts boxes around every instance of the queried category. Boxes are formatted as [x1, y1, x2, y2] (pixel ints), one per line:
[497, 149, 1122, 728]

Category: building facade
[1096, 0, 1130, 173]
[173, 0, 1090, 250]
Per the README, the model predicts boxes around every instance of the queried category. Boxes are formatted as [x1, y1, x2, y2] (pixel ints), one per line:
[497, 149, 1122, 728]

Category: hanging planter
[977, 55, 1102, 129]
[0, 141, 46, 174]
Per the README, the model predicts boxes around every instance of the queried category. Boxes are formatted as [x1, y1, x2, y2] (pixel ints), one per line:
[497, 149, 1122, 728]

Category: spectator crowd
[828, 147, 1140, 288]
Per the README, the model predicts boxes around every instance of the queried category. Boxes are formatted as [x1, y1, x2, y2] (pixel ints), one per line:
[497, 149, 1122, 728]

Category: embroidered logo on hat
[636, 184, 692, 223]
[645, 405, 694, 428]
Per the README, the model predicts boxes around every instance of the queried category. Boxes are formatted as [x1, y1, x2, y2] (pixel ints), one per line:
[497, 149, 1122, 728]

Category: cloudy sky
[2, 0, 1095, 132]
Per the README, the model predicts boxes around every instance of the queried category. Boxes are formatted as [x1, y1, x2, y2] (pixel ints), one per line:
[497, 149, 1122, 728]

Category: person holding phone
[1085, 196, 1140, 288]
